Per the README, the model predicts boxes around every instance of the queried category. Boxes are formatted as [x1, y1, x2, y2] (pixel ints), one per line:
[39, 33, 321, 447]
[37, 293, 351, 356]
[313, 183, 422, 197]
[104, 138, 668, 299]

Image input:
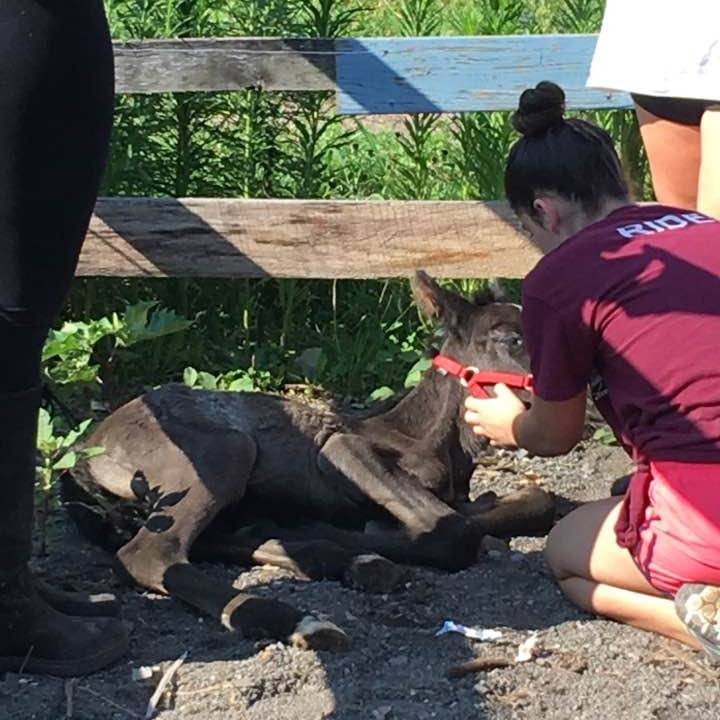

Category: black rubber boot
[34, 577, 121, 617]
[0, 387, 128, 676]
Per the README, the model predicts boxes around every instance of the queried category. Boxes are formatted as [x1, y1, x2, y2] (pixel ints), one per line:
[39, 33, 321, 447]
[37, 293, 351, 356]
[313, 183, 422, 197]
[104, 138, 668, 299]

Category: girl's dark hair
[504, 81, 628, 217]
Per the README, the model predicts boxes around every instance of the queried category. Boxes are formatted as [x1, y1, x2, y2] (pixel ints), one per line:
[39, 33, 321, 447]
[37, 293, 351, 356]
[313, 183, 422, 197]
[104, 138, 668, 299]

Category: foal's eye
[503, 334, 523, 349]
[488, 328, 524, 349]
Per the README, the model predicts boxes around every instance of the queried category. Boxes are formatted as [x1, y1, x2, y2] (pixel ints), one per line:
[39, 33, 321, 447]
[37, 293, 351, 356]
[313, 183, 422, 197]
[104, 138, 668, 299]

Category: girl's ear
[532, 196, 561, 233]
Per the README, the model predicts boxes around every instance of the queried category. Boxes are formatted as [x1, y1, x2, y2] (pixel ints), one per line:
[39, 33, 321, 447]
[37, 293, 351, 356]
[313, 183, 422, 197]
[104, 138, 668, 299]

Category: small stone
[344, 554, 410, 594]
[480, 536, 509, 554]
[373, 706, 393, 720]
[131, 665, 159, 684]
[388, 654, 409, 667]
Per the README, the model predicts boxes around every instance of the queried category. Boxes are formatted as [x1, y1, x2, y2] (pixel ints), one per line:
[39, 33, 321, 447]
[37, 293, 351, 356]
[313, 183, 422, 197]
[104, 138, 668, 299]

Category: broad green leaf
[228, 376, 255, 392]
[369, 386, 395, 402]
[36, 409, 55, 450]
[404, 356, 432, 388]
[81, 446, 106, 459]
[183, 366, 199, 387]
[592, 425, 618, 446]
[61, 419, 94, 448]
[196, 371, 218, 390]
[53, 451, 77, 471]
[119, 302, 191, 347]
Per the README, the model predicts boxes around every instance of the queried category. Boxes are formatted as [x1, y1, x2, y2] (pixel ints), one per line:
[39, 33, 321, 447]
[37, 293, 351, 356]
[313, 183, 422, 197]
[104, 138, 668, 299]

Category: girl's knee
[544, 519, 572, 581]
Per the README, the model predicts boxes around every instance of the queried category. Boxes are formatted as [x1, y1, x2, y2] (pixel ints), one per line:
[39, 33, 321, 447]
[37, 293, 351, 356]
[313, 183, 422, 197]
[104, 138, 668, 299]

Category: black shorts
[632, 93, 717, 126]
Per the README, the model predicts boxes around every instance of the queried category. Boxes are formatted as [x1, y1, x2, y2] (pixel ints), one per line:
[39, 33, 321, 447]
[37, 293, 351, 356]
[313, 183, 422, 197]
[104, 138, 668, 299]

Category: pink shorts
[627, 461, 720, 597]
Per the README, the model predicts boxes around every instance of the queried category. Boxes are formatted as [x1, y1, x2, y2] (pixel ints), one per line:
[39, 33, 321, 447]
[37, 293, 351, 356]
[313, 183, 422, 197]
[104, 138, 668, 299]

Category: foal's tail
[60, 461, 130, 552]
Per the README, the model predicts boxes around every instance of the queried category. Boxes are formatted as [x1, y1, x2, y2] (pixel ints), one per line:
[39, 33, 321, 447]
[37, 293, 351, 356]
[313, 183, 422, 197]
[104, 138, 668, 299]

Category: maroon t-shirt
[522, 204, 720, 462]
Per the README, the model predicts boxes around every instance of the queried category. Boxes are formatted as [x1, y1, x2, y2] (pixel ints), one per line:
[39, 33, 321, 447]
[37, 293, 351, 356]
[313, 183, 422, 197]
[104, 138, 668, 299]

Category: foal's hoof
[223, 595, 303, 638]
[343, 554, 410, 594]
[289, 616, 349, 652]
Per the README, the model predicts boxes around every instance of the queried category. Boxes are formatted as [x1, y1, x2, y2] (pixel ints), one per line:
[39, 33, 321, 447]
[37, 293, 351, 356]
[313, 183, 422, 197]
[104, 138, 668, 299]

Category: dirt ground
[3, 439, 720, 720]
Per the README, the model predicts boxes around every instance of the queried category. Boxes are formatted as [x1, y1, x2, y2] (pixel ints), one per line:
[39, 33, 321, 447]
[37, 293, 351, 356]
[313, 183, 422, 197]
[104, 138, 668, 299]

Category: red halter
[431, 354, 534, 399]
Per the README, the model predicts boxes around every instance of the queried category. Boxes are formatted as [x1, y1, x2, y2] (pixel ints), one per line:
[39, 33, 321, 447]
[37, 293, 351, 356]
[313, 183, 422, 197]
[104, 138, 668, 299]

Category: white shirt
[587, 0, 720, 101]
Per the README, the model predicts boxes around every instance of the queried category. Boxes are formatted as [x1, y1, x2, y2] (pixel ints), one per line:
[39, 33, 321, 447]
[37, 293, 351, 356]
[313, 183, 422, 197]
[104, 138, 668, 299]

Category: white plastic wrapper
[435, 619, 503, 642]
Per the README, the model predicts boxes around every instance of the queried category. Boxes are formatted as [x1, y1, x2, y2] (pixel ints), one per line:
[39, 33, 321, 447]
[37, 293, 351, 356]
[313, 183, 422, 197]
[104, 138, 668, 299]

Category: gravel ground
[3, 439, 719, 720]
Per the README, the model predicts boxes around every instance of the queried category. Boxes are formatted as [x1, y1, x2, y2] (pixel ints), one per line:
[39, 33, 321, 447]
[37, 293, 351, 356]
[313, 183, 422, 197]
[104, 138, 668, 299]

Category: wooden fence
[81, 35, 631, 279]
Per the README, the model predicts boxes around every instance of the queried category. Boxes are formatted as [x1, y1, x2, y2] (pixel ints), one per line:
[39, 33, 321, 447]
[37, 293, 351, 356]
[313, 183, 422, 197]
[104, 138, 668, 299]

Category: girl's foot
[675, 583, 720, 662]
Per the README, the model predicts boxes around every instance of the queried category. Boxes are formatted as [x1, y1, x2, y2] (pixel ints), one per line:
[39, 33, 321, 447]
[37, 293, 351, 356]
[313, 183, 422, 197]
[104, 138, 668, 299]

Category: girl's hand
[463, 383, 527, 448]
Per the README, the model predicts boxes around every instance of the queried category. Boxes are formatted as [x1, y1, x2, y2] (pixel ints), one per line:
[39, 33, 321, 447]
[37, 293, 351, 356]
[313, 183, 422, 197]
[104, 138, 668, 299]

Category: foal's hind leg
[110, 428, 339, 643]
[113, 428, 255, 595]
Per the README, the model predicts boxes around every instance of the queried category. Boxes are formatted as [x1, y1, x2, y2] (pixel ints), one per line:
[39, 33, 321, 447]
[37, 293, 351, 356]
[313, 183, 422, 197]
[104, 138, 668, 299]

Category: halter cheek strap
[431, 354, 534, 399]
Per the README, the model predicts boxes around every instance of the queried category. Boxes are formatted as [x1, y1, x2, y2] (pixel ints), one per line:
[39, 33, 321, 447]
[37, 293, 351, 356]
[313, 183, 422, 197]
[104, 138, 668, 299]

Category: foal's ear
[474, 279, 513, 306]
[411, 270, 475, 333]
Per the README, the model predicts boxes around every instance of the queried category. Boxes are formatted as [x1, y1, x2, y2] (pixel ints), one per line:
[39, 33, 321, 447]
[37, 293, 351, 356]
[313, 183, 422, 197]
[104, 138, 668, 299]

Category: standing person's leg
[633, 96, 702, 210]
[0, 0, 128, 676]
[698, 105, 720, 219]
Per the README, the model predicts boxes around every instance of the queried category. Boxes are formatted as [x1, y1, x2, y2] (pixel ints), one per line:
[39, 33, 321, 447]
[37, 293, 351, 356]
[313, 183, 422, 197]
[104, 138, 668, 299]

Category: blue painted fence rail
[114, 34, 633, 115]
[336, 35, 631, 114]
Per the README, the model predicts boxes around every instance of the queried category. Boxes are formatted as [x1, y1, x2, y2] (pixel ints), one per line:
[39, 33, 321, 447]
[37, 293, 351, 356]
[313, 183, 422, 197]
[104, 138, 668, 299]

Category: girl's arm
[464, 386, 587, 456]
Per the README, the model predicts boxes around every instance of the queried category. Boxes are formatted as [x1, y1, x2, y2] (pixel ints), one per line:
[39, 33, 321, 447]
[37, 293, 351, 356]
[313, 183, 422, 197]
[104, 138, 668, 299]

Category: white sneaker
[675, 583, 720, 663]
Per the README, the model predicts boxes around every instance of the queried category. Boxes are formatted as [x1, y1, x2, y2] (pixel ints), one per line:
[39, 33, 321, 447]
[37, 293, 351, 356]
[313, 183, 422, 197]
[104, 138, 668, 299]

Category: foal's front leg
[458, 486, 556, 538]
[316, 433, 476, 571]
[193, 529, 411, 594]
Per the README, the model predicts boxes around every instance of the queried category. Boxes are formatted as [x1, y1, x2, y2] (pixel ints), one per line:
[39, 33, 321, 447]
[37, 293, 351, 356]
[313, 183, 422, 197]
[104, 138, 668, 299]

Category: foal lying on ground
[62, 272, 555, 647]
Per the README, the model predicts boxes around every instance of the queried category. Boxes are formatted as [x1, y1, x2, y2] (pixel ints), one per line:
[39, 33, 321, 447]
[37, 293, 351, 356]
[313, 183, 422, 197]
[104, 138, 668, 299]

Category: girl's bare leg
[635, 104, 701, 210]
[698, 105, 720, 219]
[544, 496, 701, 649]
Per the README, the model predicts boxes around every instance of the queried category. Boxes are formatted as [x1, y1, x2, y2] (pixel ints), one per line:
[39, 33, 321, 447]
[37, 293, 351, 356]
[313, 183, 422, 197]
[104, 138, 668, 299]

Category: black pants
[0, 0, 114, 393]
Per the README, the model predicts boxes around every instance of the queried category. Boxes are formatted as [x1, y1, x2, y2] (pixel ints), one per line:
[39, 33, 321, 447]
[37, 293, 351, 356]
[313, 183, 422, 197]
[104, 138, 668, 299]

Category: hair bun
[512, 81, 566, 137]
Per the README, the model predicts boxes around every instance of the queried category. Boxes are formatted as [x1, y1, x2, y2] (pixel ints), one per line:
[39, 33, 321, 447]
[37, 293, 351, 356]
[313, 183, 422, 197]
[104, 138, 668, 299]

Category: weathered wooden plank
[336, 35, 632, 114]
[81, 198, 541, 279]
[112, 35, 632, 114]
[114, 38, 336, 93]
